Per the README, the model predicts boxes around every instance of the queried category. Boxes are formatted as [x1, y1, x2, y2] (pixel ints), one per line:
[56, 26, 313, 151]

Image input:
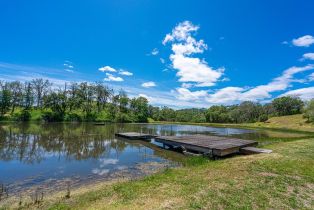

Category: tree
[32, 79, 51, 108]
[160, 107, 176, 121]
[9, 81, 23, 114]
[130, 97, 149, 122]
[206, 105, 230, 123]
[23, 82, 34, 110]
[94, 82, 112, 112]
[43, 90, 68, 116]
[304, 99, 314, 123]
[0, 84, 12, 116]
[272, 96, 304, 116]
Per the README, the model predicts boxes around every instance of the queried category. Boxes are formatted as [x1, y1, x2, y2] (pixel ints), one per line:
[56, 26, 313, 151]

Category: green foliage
[64, 112, 83, 122]
[272, 96, 304, 116]
[12, 109, 31, 121]
[304, 99, 314, 123]
[42, 110, 64, 122]
[206, 105, 230, 123]
[0, 89, 12, 116]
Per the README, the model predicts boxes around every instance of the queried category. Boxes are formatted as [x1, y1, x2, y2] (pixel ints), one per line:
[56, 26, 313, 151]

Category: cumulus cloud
[176, 87, 208, 101]
[104, 73, 124, 82]
[280, 87, 314, 100]
[173, 64, 314, 104]
[292, 35, 314, 47]
[142, 81, 156, 88]
[309, 73, 314, 81]
[99, 66, 117, 72]
[163, 21, 224, 87]
[119, 70, 133, 76]
[302, 53, 314, 60]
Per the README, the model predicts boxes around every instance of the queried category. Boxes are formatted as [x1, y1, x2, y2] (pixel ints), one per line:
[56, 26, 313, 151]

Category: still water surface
[0, 122, 284, 193]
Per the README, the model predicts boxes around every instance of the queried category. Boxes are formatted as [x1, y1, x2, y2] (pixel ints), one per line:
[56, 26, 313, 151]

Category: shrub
[12, 110, 31, 121]
[258, 114, 268, 122]
[42, 110, 64, 122]
[64, 113, 82, 122]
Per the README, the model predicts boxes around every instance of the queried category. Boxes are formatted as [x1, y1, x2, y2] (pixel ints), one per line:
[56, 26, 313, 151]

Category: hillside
[247, 114, 314, 132]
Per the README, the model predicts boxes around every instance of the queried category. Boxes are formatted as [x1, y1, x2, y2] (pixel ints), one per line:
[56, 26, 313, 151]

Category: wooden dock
[155, 135, 258, 157]
[115, 132, 157, 140]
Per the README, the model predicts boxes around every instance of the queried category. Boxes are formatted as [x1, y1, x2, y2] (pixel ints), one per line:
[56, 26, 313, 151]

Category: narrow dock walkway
[155, 135, 258, 157]
[115, 132, 157, 140]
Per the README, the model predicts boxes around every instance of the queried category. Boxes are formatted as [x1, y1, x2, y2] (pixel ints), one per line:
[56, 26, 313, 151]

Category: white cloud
[302, 53, 314, 60]
[163, 21, 224, 87]
[151, 48, 159, 55]
[160, 58, 165, 64]
[238, 64, 314, 101]
[119, 70, 133, 76]
[292, 35, 314, 47]
[99, 66, 117, 72]
[173, 64, 314, 104]
[104, 73, 124, 82]
[175, 87, 208, 101]
[206, 87, 244, 104]
[280, 87, 314, 100]
[309, 73, 314, 81]
[181, 83, 193, 88]
[142, 81, 156, 88]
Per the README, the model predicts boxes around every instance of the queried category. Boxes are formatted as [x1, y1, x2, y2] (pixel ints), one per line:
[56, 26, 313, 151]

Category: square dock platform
[155, 135, 258, 157]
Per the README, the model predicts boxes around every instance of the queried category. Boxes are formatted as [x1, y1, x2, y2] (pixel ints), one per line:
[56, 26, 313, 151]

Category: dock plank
[155, 135, 258, 157]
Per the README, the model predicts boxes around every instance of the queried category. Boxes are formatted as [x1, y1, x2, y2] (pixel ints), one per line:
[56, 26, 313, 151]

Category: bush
[42, 110, 64, 122]
[115, 112, 132, 123]
[64, 113, 83, 122]
[12, 110, 31, 121]
[258, 114, 268, 122]
[84, 112, 97, 122]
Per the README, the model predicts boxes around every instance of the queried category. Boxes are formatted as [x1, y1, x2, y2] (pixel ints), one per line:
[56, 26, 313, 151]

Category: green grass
[9, 138, 312, 210]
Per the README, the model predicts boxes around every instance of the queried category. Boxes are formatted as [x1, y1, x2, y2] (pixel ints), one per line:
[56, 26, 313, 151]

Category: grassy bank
[9, 137, 312, 209]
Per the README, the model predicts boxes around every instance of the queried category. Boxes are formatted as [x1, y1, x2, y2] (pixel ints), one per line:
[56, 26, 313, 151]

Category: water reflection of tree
[0, 123, 129, 164]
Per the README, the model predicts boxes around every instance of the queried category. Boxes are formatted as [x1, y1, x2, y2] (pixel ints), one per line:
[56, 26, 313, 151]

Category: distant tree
[9, 81, 23, 113]
[130, 97, 149, 122]
[304, 99, 314, 123]
[43, 90, 68, 117]
[272, 96, 304, 116]
[160, 107, 176, 121]
[94, 82, 112, 112]
[206, 105, 230, 123]
[0, 84, 12, 116]
[23, 82, 34, 110]
[32, 79, 51, 108]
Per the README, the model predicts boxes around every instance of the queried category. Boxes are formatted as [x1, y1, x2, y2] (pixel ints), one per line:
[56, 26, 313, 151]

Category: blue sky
[1, 0, 314, 108]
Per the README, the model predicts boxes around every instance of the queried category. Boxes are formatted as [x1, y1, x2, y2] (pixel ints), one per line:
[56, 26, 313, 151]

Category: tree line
[0, 79, 150, 122]
[0, 79, 313, 123]
[148, 96, 314, 123]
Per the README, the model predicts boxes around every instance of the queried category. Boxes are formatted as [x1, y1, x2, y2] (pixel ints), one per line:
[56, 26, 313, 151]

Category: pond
[0, 122, 300, 196]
